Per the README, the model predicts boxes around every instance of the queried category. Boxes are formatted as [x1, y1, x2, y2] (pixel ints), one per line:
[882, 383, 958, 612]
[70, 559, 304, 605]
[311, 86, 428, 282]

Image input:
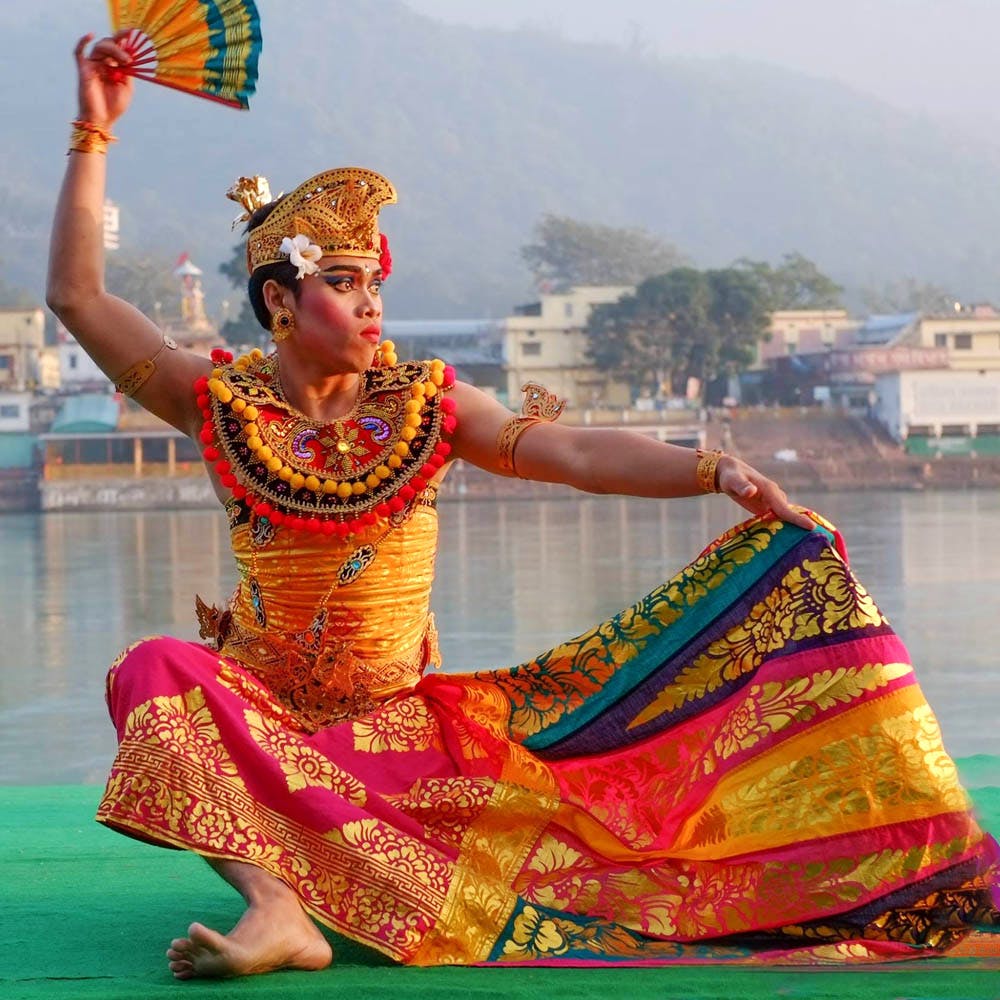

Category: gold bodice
[213, 501, 440, 731]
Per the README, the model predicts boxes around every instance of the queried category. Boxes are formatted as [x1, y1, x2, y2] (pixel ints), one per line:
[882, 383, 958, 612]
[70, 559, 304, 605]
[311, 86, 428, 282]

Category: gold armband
[695, 448, 725, 493]
[497, 381, 565, 477]
[113, 335, 178, 397]
[68, 119, 117, 155]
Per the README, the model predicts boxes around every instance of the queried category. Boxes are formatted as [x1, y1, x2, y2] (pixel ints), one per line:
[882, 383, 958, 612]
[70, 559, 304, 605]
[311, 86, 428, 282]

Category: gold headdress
[234, 167, 398, 275]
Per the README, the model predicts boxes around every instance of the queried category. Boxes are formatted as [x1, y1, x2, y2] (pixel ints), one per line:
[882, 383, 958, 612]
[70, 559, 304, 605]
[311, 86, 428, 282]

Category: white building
[57, 322, 110, 390]
[873, 369, 1000, 446]
[0, 390, 32, 432]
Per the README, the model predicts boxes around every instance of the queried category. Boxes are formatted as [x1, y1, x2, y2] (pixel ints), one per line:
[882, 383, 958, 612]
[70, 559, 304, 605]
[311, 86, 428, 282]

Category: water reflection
[1, 490, 998, 784]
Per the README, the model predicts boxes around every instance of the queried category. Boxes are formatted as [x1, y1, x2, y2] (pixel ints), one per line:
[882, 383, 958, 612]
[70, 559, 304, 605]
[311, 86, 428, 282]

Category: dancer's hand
[74, 33, 134, 129]
[717, 455, 815, 530]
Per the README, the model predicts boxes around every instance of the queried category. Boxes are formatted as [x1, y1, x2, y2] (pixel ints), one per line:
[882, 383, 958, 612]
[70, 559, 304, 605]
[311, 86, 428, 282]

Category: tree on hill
[735, 252, 843, 310]
[105, 255, 179, 323]
[521, 214, 686, 290]
[585, 266, 770, 400]
[861, 278, 961, 315]
[218, 243, 267, 347]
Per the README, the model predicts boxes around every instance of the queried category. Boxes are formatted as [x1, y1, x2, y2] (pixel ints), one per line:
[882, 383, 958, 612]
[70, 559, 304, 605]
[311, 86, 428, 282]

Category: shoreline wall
[27, 456, 1000, 514]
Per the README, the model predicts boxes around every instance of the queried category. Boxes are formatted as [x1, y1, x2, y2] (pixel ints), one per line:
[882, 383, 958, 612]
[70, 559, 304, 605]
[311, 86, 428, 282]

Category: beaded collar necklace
[194, 347, 457, 537]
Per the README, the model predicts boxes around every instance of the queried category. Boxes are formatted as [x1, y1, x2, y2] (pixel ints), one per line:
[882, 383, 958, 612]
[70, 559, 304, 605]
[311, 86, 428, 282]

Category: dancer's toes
[165, 913, 331, 979]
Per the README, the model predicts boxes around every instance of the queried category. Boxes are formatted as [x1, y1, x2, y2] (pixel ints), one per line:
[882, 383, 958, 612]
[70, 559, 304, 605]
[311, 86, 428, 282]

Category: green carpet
[3, 759, 1000, 999]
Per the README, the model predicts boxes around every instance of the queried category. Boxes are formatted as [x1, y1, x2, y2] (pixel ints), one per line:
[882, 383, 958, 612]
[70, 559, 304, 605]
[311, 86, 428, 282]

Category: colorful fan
[108, 0, 261, 110]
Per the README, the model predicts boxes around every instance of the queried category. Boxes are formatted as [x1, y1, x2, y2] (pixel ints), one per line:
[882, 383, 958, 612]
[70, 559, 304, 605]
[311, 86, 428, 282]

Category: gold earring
[270, 306, 295, 343]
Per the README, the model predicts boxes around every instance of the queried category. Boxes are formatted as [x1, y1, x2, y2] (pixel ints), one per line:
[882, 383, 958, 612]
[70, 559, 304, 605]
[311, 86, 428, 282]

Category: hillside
[4, 0, 1000, 318]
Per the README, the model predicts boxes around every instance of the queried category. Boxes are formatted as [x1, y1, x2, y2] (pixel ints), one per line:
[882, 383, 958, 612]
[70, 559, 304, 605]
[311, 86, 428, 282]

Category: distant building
[873, 369, 1000, 454]
[0, 390, 31, 432]
[903, 308, 1000, 372]
[383, 319, 505, 396]
[503, 286, 633, 410]
[0, 308, 46, 391]
[103, 198, 120, 252]
[757, 309, 859, 363]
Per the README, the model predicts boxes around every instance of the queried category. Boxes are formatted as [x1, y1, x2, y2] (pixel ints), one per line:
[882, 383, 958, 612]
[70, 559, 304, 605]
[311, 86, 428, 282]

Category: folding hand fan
[107, 0, 261, 110]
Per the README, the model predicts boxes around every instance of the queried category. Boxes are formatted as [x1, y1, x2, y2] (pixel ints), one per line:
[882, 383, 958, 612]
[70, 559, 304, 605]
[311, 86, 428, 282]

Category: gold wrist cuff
[113, 335, 178, 397]
[695, 448, 725, 493]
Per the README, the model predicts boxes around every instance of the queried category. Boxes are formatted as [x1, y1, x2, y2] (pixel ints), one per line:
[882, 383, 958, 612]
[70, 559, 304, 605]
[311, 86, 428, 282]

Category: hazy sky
[404, 0, 1000, 125]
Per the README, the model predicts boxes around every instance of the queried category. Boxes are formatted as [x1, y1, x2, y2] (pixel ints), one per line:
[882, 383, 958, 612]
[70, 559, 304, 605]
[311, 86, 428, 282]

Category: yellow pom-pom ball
[289, 472, 305, 491]
[410, 384, 426, 399]
[243, 405, 259, 422]
[336, 481, 353, 499]
[231, 398, 247, 413]
[366, 473, 381, 489]
[250, 348, 264, 361]
[387, 454, 402, 469]
[430, 370, 444, 387]
[247, 435, 263, 452]
[394, 442, 410, 457]
[304, 475, 321, 493]
[404, 399, 422, 413]
[423, 382, 437, 398]
[242, 422, 259, 438]
[234, 360, 249, 372]
[217, 386, 234, 404]
[322, 479, 339, 495]
[211, 368, 223, 379]
[278, 466, 294, 481]
[352, 481, 367, 495]
[400, 427, 417, 442]
[381, 340, 396, 352]
[266, 457, 283, 473]
[430, 358, 445, 372]
[257, 445, 273, 462]
[404, 413, 422, 429]
[375, 465, 392, 480]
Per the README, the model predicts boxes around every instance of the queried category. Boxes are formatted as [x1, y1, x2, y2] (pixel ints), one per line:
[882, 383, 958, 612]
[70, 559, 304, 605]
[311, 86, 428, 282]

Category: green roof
[51, 394, 120, 433]
[0, 432, 36, 469]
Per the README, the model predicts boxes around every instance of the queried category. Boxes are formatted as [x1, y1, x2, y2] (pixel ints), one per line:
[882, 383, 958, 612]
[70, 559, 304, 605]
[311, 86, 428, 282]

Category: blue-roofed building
[383, 319, 505, 395]
[854, 312, 920, 346]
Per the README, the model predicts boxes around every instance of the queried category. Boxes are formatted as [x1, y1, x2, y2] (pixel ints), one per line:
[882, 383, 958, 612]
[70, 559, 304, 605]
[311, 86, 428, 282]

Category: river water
[1, 490, 998, 784]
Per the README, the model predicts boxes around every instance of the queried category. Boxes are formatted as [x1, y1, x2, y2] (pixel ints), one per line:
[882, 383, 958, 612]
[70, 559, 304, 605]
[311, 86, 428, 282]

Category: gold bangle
[497, 381, 567, 477]
[497, 416, 542, 476]
[68, 119, 117, 155]
[113, 336, 178, 397]
[695, 448, 725, 493]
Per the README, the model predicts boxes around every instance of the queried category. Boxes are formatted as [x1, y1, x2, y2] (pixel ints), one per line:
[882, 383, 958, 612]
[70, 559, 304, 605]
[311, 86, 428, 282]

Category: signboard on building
[823, 346, 948, 374]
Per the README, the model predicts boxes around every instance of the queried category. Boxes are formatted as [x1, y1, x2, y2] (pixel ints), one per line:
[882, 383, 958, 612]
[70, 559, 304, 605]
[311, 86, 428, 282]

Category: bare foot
[165, 892, 333, 979]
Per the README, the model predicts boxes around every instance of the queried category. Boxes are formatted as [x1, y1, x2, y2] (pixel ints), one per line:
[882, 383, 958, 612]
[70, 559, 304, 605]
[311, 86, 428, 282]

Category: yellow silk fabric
[226, 506, 438, 668]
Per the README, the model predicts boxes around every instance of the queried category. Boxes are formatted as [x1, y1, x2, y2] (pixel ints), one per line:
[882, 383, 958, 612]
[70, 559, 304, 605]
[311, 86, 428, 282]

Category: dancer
[47, 35, 998, 979]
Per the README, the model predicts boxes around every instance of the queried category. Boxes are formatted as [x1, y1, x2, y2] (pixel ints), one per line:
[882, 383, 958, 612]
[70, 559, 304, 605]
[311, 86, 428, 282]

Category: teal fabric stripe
[487, 898, 756, 963]
[522, 522, 831, 750]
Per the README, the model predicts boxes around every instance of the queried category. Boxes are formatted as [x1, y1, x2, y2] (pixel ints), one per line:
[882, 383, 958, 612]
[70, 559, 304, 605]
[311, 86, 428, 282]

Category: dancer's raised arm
[46, 34, 210, 436]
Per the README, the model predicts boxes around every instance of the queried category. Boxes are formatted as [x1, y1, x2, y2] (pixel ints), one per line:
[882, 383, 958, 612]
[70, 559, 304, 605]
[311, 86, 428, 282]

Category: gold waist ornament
[199, 602, 439, 733]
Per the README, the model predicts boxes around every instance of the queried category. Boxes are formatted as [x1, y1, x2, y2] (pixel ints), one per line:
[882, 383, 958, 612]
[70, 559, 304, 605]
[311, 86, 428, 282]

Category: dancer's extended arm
[46, 34, 209, 435]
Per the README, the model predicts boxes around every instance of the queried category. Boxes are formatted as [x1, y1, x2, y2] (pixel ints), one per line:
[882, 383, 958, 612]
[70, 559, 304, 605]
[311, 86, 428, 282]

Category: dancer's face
[284, 255, 384, 371]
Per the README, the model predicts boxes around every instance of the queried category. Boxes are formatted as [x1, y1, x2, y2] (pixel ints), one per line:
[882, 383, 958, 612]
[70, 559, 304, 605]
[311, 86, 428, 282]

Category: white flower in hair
[279, 234, 323, 279]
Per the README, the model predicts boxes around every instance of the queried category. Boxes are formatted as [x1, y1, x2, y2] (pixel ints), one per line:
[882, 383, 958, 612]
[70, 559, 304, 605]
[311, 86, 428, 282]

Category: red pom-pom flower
[379, 233, 392, 279]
